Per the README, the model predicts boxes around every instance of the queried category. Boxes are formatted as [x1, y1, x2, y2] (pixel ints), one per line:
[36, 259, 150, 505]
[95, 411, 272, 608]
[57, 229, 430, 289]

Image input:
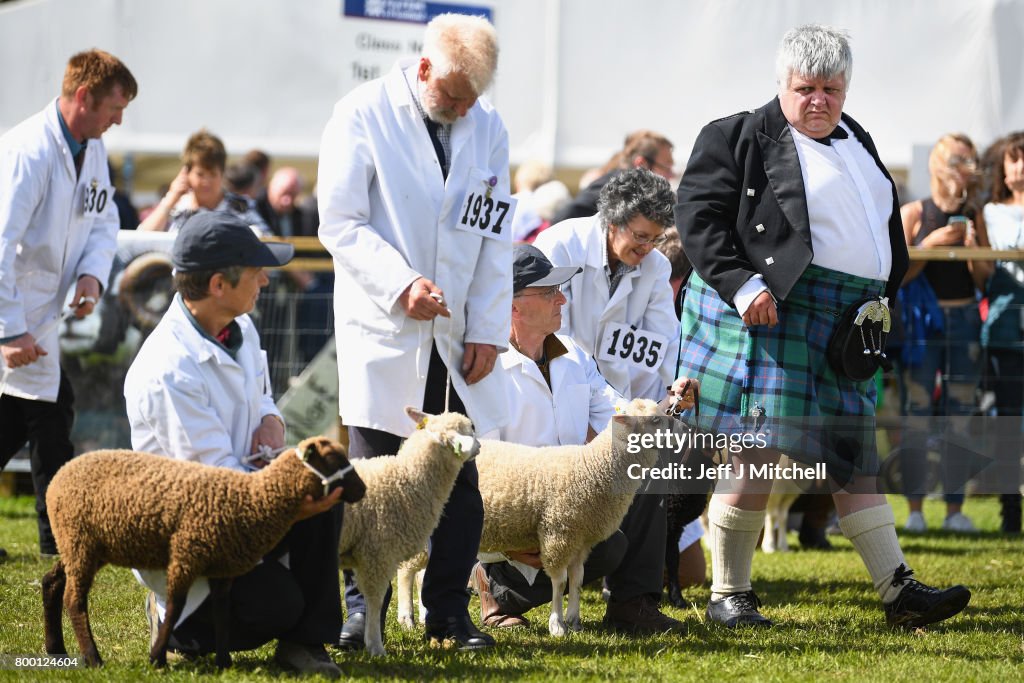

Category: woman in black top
[898, 133, 991, 533]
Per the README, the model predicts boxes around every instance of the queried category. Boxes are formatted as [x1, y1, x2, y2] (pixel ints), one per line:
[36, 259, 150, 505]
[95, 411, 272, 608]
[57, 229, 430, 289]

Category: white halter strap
[293, 448, 355, 497]
[241, 443, 292, 467]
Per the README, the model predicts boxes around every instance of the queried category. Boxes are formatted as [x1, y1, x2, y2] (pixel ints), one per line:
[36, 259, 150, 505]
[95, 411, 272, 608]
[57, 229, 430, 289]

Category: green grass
[1, 494, 1022, 681]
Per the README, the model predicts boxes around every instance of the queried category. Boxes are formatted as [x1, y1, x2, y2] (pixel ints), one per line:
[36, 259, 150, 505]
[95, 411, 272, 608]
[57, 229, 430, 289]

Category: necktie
[424, 118, 448, 180]
[73, 146, 86, 177]
[811, 126, 849, 147]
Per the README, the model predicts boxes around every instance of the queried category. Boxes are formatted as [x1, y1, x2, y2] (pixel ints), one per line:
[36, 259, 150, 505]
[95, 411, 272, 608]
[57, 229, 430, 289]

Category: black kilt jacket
[674, 96, 908, 306]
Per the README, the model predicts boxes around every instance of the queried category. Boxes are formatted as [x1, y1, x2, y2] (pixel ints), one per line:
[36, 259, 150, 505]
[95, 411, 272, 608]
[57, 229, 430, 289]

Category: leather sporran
[826, 296, 894, 381]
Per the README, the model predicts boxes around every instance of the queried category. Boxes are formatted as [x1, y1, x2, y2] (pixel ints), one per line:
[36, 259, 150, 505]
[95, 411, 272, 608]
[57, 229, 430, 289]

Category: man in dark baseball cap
[512, 243, 581, 294]
[172, 212, 294, 272]
[472, 242, 689, 636]
[124, 215, 347, 676]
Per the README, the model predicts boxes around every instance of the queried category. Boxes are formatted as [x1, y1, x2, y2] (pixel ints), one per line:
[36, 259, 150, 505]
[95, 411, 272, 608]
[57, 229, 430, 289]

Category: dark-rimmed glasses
[619, 225, 668, 246]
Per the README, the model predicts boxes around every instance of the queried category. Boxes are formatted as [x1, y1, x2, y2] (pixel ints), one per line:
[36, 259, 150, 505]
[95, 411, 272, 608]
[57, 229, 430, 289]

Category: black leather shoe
[425, 615, 496, 650]
[883, 564, 970, 629]
[603, 595, 686, 635]
[706, 591, 772, 628]
[337, 612, 365, 651]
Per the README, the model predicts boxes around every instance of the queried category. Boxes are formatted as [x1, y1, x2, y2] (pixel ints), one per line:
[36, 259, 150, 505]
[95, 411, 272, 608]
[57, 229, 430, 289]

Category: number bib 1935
[454, 169, 516, 241]
[597, 322, 667, 372]
[82, 178, 111, 218]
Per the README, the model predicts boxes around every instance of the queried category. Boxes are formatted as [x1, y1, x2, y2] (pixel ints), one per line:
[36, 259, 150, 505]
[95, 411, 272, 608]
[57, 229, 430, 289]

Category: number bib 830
[597, 322, 667, 372]
[82, 179, 111, 218]
[454, 169, 516, 242]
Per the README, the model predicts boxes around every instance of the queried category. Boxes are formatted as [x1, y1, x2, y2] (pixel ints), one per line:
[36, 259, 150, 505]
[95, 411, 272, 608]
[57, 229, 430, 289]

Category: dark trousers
[345, 343, 483, 625]
[0, 370, 75, 555]
[484, 491, 666, 613]
[170, 504, 345, 654]
[484, 531, 627, 615]
[987, 349, 1023, 529]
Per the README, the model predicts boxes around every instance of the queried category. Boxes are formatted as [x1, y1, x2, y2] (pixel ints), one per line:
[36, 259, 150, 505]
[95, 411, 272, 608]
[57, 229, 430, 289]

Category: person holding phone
[138, 130, 269, 236]
[898, 133, 991, 534]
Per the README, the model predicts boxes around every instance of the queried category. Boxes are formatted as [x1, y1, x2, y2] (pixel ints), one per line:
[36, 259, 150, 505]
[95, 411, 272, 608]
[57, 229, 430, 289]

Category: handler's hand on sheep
[296, 487, 344, 521]
[399, 276, 450, 321]
[249, 415, 286, 468]
[506, 549, 543, 569]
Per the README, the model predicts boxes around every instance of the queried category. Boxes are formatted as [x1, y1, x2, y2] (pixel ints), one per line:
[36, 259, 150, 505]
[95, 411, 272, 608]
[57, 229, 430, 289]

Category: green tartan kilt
[676, 264, 886, 479]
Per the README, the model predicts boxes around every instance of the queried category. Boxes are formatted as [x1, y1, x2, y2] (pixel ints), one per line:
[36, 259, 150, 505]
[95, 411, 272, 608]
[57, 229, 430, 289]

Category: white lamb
[339, 408, 478, 656]
[473, 398, 680, 637]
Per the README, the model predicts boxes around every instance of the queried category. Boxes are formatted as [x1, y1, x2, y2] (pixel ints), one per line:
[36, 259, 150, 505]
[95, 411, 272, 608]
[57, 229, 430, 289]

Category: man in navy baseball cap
[172, 212, 294, 272]
[512, 243, 581, 294]
[125, 216, 347, 676]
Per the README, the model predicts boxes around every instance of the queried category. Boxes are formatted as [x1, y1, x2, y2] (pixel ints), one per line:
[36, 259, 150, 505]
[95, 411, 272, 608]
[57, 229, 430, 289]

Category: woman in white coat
[533, 168, 680, 401]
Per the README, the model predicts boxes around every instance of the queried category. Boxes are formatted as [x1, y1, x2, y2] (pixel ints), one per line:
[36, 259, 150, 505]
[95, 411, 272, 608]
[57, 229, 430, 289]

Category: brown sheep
[41, 436, 366, 669]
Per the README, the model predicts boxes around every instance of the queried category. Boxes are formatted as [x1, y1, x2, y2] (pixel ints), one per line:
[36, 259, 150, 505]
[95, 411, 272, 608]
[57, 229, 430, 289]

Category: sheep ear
[406, 406, 428, 429]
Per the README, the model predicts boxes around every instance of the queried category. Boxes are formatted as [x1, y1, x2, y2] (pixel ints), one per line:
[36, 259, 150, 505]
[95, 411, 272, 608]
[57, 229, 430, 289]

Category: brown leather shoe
[472, 563, 530, 628]
[603, 595, 685, 635]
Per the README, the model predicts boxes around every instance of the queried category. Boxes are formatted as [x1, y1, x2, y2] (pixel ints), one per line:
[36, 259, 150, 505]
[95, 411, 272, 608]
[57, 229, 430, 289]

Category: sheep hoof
[366, 644, 386, 657]
[567, 618, 582, 632]
[397, 615, 416, 630]
[548, 615, 567, 637]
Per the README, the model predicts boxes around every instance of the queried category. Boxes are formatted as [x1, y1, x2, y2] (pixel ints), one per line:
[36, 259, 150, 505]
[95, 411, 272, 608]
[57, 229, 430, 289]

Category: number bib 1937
[82, 178, 111, 218]
[597, 322, 667, 372]
[454, 169, 516, 241]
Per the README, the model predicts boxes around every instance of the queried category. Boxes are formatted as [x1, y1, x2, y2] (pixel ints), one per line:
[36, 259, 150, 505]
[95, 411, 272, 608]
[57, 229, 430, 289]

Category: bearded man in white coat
[534, 168, 680, 401]
[317, 14, 512, 650]
[0, 49, 136, 558]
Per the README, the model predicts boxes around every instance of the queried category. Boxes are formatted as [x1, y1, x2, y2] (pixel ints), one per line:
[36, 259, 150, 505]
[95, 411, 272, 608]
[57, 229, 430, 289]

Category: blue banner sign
[343, 0, 492, 24]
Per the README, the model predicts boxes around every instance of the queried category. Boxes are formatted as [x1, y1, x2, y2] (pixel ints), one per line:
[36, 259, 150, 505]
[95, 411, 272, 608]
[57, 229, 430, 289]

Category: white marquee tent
[2, 0, 1023, 180]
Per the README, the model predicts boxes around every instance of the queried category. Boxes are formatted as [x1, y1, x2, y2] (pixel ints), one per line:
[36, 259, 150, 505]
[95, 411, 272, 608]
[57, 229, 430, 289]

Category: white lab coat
[488, 334, 620, 447]
[318, 60, 512, 437]
[123, 295, 282, 625]
[533, 217, 680, 401]
[0, 101, 119, 400]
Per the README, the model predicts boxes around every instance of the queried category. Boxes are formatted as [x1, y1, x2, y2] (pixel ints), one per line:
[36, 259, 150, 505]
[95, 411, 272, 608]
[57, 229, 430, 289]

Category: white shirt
[487, 334, 620, 446]
[734, 121, 893, 314]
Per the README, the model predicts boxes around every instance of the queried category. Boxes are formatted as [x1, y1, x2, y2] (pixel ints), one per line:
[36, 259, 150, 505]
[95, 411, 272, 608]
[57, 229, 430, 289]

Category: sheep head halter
[294, 445, 355, 497]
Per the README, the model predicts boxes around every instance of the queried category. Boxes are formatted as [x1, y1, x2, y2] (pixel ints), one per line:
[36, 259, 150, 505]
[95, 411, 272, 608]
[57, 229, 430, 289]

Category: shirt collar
[177, 296, 243, 361]
[55, 100, 85, 157]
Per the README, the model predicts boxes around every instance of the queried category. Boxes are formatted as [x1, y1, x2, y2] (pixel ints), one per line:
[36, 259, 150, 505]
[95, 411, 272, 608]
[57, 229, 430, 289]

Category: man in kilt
[675, 24, 971, 629]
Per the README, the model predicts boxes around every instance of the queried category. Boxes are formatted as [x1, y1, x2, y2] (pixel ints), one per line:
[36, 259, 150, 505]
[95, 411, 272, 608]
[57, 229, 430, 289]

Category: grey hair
[422, 13, 499, 95]
[597, 168, 675, 232]
[775, 24, 852, 91]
